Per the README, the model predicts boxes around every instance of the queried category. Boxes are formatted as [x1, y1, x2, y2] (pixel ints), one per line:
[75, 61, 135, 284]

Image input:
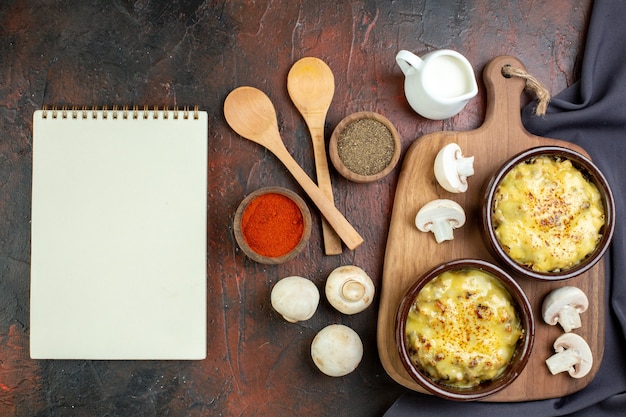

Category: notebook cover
[30, 107, 208, 360]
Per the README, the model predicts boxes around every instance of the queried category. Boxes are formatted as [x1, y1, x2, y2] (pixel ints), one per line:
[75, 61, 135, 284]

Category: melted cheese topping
[405, 269, 523, 388]
[493, 156, 604, 272]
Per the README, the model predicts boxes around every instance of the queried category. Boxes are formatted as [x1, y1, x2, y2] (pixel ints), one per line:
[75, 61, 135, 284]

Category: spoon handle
[273, 144, 364, 250]
[308, 122, 344, 255]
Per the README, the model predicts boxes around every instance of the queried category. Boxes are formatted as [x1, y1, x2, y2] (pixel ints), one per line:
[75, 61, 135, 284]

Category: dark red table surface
[0, 1, 591, 416]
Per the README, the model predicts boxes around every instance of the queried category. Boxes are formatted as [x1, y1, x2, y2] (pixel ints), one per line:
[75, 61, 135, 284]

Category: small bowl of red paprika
[234, 186, 312, 264]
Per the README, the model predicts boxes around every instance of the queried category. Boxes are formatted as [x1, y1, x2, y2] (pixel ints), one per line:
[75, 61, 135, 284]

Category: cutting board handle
[482, 56, 530, 135]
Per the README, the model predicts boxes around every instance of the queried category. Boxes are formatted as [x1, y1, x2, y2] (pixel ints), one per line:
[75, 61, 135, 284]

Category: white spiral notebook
[30, 106, 208, 360]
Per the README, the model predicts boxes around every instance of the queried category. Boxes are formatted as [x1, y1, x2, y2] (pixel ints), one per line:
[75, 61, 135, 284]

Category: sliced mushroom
[434, 143, 475, 193]
[415, 199, 466, 243]
[325, 265, 375, 315]
[311, 324, 363, 377]
[542, 286, 589, 332]
[270, 276, 319, 323]
[545, 333, 593, 378]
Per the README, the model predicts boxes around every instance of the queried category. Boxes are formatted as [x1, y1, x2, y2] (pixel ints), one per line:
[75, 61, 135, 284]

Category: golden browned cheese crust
[405, 269, 523, 388]
[493, 156, 605, 272]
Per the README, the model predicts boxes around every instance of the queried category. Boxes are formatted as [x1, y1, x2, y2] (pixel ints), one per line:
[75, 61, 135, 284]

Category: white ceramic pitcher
[396, 49, 478, 120]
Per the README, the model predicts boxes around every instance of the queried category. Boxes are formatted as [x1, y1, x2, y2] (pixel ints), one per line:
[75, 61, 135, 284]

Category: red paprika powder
[241, 192, 304, 258]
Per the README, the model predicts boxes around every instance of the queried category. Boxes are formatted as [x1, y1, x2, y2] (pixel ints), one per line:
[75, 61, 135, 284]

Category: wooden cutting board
[376, 56, 605, 402]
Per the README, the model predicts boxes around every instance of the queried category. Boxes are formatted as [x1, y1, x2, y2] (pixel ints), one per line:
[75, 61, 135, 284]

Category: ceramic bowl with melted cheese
[396, 259, 534, 401]
[482, 146, 615, 280]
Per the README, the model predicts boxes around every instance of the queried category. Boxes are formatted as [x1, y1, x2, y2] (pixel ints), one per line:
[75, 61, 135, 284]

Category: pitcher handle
[396, 50, 424, 75]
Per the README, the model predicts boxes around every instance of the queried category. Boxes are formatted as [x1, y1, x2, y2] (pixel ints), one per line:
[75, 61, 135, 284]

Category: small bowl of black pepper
[329, 111, 401, 183]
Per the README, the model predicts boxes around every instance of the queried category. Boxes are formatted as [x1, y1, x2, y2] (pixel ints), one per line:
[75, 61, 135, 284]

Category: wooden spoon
[287, 57, 342, 255]
[224, 86, 364, 250]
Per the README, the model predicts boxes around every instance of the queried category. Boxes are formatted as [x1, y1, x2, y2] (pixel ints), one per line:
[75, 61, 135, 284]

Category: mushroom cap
[270, 276, 320, 323]
[415, 199, 466, 231]
[325, 265, 375, 315]
[551, 333, 593, 378]
[542, 286, 589, 326]
[434, 143, 475, 193]
[311, 324, 363, 377]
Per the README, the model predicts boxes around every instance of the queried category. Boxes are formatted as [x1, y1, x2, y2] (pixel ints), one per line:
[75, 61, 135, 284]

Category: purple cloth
[384, 0, 626, 415]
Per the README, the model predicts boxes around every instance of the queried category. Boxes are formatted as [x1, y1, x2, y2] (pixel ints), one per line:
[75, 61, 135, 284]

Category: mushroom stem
[456, 155, 475, 178]
[557, 305, 583, 333]
[546, 350, 581, 375]
[341, 280, 366, 302]
[430, 219, 455, 243]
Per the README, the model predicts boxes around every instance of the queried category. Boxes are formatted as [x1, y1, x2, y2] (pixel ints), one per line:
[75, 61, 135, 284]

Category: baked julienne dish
[404, 268, 524, 388]
[493, 154, 605, 273]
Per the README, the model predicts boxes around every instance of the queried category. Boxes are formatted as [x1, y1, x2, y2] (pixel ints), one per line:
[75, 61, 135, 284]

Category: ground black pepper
[337, 118, 395, 176]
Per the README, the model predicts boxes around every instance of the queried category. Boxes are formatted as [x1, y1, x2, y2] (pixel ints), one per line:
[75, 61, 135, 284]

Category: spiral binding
[41, 105, 200, 120]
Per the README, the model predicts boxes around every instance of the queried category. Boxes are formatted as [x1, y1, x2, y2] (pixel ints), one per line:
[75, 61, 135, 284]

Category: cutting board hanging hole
[501, 64, 551, 116]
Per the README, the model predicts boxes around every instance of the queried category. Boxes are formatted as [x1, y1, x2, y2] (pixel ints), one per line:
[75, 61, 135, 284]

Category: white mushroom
[325, 266, 375, 315]
[542, 286, 589, 332]
[311, 324, 363, 377]
[545, 333, 593, 378]
[270, 276, 319, 323]
[415, 199, 466, 243]
[434, 143, 475, 193]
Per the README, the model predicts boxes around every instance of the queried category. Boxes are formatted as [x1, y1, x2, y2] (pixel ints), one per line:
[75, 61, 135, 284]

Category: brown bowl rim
[329, 111, 401, 183]
[395, 258, 535, 401]
[233, 186, 312, 265]
[482, 146, 616, 281]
